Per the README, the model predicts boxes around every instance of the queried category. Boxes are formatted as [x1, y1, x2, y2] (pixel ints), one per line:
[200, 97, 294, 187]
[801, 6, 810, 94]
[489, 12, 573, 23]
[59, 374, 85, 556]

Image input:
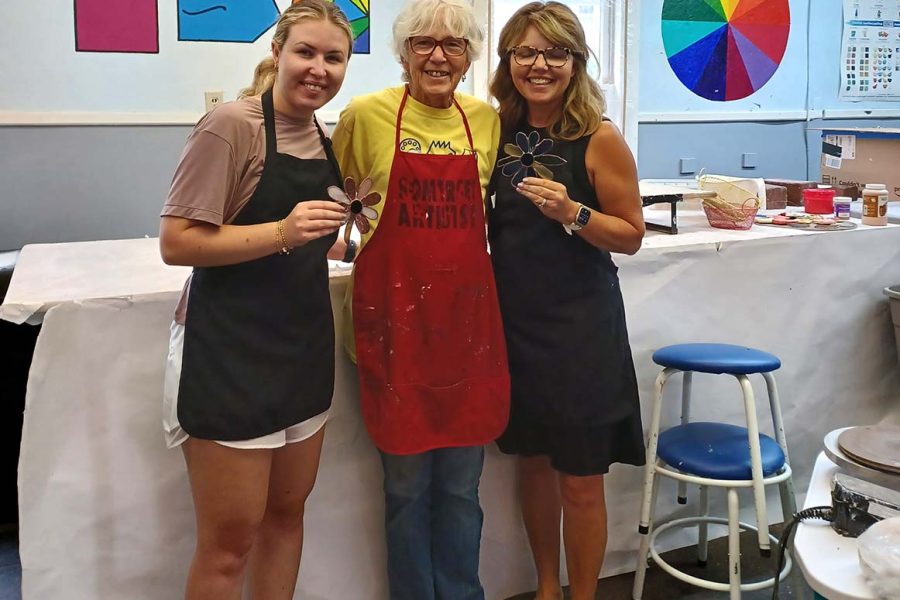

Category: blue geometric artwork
[331, 0, 370, 54]
[178, 0, 280, 43]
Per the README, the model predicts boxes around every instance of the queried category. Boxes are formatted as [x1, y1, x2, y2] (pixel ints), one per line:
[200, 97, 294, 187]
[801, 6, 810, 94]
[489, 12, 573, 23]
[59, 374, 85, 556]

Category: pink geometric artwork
[75, 0, 159, 53]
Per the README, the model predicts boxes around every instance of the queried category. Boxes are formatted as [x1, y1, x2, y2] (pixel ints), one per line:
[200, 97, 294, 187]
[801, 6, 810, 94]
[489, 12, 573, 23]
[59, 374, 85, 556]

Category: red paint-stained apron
[352, 88, 510, 455]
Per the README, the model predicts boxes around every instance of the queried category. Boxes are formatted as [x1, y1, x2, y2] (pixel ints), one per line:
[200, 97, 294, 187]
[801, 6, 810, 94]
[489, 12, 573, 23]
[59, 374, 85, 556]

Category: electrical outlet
[742, 152, 758, 169]
[679, 158, 697, 175]
[204, 91, 224, 112]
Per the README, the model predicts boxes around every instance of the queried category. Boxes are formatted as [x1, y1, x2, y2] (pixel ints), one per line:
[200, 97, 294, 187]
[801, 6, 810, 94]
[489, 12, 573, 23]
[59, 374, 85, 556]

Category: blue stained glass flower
[496, 130, 567, 188]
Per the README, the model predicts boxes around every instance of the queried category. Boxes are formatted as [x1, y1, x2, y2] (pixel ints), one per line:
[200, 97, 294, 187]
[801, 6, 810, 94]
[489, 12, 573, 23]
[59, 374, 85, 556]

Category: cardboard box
[818, 128, 900, 202]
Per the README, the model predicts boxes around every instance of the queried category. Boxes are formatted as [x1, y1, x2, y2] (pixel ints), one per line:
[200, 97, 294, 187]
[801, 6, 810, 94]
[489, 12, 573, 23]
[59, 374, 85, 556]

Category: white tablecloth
[794, 453, 876, 600]
[3, 216, 900, 600]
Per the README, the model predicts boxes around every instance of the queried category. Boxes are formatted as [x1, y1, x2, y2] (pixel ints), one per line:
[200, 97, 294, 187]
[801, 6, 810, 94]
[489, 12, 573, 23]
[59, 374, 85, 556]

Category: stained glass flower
[496, 130, 567, 188]
[328, 176, 381, 243]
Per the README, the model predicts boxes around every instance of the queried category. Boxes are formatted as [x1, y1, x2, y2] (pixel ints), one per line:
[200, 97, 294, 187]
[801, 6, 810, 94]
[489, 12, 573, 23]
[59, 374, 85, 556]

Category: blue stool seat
[652, 343, 781, 375]
[657, 422, 786, 480]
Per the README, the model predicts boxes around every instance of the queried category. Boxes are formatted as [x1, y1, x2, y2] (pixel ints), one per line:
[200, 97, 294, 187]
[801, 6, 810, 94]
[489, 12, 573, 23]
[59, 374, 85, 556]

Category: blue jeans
[380, 446, 486, 600]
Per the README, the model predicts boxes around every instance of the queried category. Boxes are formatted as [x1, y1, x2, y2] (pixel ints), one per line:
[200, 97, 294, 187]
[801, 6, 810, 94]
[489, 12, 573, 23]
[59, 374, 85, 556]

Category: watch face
[576, 205, 591, 227]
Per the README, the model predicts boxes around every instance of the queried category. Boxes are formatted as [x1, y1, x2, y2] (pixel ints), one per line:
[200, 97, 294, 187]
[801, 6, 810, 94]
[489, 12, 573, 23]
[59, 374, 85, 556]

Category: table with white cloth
[3, 212, 900, 600]
[793, 452, 877, 600]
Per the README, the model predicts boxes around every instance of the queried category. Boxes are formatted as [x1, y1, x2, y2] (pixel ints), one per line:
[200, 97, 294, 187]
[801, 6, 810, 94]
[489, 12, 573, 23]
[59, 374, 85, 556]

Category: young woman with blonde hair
[159, 2, 352, 597]
[488, 3, 645, 599]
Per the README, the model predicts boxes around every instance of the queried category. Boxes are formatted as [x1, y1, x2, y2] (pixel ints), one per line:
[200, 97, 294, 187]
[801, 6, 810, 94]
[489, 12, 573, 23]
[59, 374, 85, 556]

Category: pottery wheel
[838, 425, 900, 475]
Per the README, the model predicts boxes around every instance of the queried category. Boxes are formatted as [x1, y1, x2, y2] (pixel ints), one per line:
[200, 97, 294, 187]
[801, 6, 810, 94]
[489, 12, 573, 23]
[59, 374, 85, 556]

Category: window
[471, 0, 634, 147]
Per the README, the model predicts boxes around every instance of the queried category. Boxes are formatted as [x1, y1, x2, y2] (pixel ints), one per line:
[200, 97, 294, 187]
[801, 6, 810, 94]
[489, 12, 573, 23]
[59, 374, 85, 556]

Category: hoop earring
[462, 74, 467, 82]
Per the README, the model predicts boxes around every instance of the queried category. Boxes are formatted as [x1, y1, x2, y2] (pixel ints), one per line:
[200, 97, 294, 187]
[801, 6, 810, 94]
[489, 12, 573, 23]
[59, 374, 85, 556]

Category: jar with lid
[803, 187, 835, 214]
[862, 184, 889, 226]
[833, 196, 852, 220]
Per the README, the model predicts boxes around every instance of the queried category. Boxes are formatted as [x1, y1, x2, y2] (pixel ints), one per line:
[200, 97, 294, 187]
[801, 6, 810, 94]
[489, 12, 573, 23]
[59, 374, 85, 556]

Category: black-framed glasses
[407, 36, 469, 57]
[509, 46, 575, 68]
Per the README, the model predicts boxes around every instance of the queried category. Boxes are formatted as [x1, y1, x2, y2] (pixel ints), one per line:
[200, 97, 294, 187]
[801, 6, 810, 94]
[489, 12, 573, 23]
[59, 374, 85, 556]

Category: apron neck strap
[261, 89, 279, 157]
[262, 88, 343, 182]
[395, 86, 475, 153]
[313, 117, 344, 183]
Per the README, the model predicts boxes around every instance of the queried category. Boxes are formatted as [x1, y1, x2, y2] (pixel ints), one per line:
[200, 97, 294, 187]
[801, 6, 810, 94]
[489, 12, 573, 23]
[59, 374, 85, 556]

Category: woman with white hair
[331, 1, 508, 598]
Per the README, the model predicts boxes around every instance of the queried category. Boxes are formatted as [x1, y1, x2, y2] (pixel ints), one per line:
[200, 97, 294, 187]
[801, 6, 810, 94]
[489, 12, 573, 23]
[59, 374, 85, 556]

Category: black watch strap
[342, 239, 358, 263]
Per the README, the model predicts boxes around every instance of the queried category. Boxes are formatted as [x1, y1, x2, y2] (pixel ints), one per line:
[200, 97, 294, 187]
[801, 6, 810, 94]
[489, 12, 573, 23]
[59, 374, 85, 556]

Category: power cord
[771, 506, 833, 600]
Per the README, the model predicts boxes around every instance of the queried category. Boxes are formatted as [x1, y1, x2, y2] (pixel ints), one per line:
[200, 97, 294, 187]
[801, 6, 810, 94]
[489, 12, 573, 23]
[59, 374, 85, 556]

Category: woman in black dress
[488, 3, 645, 599]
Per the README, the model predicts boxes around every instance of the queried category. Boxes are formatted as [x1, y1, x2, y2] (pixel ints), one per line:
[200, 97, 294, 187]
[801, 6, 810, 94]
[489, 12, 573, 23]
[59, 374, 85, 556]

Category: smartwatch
[563, 203, 591, 234]
[342, 239, 358, 263]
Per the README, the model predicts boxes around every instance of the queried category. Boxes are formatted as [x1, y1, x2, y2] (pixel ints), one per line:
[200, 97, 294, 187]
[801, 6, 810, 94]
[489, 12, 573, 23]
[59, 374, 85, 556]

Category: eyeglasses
[407, 36, 469, 57]
[508, 46, 575, 68]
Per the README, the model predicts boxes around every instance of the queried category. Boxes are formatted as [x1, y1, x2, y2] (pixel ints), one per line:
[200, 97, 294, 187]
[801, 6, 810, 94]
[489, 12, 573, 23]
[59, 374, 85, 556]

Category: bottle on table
[861, 184, 889, 226]
[833, 196, 852, 221]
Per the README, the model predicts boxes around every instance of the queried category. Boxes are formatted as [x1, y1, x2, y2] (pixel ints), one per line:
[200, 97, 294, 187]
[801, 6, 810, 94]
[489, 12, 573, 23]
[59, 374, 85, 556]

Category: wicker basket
[698, 173, 761, 230]
[701, 197, 759, 230]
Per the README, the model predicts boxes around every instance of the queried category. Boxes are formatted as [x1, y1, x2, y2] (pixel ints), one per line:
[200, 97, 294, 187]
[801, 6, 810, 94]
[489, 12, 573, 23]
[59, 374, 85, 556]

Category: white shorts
[162, 321, 329, 450]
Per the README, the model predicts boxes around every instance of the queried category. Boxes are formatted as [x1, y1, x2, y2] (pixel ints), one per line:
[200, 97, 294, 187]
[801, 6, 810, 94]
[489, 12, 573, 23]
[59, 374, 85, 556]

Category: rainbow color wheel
[331, 0, 370, 54]
[661, 0, 790, 101]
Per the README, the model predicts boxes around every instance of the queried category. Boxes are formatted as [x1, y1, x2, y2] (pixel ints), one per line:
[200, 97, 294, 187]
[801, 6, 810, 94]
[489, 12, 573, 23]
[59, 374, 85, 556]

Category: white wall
[0, 0, 415, 122]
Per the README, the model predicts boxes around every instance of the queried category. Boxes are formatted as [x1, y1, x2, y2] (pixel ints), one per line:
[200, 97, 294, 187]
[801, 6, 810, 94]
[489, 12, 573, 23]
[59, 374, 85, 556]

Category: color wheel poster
[661, 0, 791, 101]
[840, 0, 900, 100]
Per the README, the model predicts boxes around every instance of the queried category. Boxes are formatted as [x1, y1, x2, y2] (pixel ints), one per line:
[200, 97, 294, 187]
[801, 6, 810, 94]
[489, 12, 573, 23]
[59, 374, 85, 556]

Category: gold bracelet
[276, 219, 291, 255]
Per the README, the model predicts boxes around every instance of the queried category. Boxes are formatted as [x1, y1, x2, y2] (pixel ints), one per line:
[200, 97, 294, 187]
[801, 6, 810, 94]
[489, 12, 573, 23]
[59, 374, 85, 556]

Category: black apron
[177, 89, 341, 441]
[487, 124, 640, 427]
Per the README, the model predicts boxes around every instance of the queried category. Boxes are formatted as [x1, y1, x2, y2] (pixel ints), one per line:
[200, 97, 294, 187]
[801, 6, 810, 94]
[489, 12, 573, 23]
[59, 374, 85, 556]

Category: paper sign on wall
[74, 0, 159, 53]
[839, 0, 900, 100]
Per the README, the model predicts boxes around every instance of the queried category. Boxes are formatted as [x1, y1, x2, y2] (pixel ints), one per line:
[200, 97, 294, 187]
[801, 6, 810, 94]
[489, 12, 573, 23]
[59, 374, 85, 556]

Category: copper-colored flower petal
[357, 177, 373, 198]
[344, 177, 357, 200]
[497, 155, 520, 167]
[360, 191, 382, 207]
[355, 215, 371, 234]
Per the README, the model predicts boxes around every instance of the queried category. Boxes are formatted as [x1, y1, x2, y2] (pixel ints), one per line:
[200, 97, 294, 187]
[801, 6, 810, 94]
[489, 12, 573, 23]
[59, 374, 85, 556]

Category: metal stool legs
[763, 372, 798, 520]
[737, 374, 770, 555]
[633, 365, 795, 599]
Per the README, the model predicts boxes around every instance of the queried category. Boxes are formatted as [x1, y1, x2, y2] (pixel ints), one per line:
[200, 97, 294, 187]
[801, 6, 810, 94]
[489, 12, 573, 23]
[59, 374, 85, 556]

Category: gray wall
[638, 118, 900, 182]
[638, 121, 809, 181]
[1, 126, 191, 250]
[4, 116, 898, 251]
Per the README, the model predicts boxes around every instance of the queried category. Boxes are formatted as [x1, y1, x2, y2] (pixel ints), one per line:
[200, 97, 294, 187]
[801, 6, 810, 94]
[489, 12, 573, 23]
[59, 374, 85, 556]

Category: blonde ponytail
[240, 56, 277, 99]
[239, 0, 353, 99]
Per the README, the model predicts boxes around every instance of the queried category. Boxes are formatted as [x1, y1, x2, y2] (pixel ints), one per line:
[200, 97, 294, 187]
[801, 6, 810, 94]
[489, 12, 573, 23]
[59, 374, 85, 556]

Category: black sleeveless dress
[487, 123, 644, 476]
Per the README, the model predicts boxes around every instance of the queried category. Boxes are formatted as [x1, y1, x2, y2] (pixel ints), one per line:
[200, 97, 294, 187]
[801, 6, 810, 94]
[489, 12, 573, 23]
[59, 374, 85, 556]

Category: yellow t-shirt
[331, 86, 501, 361]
